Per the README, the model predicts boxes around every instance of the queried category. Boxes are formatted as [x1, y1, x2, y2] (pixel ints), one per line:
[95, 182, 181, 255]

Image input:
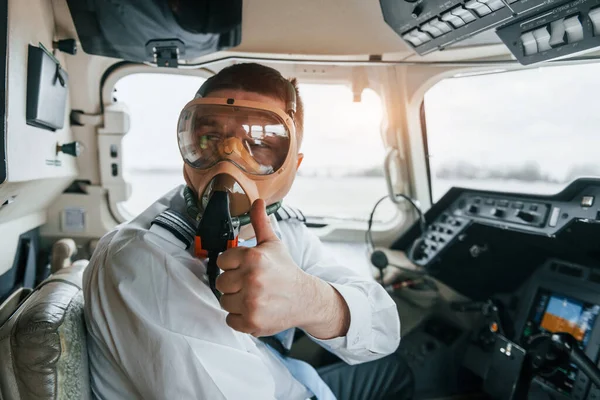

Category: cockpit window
[424, 63, 600, 202]
[286, 84, 390, 222]
[115, 73, 392, 222]
[115, 73, 205, 217]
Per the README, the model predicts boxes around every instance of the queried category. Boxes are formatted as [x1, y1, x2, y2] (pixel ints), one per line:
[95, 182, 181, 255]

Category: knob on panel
[516, 210, 536, 223]
[56, 141, 84, 157]
[491, 208, 506, 218]
[412, 3, 424, 17]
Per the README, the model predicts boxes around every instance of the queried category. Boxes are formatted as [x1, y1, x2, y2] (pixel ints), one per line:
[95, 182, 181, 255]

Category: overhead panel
[381, 0, 600, 64]
[380, 0, 513, 55]
[496, 0, 600, 64]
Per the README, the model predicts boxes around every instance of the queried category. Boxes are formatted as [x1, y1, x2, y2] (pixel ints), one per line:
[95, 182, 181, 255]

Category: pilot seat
[0, 239, 91, 400]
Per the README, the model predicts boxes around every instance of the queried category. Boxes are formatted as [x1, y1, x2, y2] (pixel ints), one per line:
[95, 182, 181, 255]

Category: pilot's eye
[200, 134, 221, 140]
[196, 134, 220, 150]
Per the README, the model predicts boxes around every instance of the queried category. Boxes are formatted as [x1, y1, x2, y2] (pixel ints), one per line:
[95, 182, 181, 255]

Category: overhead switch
[532, 26, 551, 52]
[429, 19, 452, 34]
[549, 19, 566, 47]
[564, 15, 584, 43]
[468, 205, 480, 214]
[521, 31, 538, 55]
[404, 29, 432, 46]
[549, 207, 561, 227]
[452, 7, 477, 24]
[516, 211, 535, 223]
[465, 0, 493, 17]
[441, 11, 466, 28]
[491, 208, 506, 218]
[403, 31, 424, 46]
[413, 29, 433, 43]
[421, 21, 444, 37]
[479, 0, 506, 11]
[581, 196, 595, 207]
[589, 8, 600, 35]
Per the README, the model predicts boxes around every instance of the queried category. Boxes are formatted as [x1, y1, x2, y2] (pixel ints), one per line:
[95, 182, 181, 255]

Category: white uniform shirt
[83, 186, 401, 400]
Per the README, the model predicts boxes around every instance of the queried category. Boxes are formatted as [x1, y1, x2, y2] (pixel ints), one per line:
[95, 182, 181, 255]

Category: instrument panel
[460, 259, 600, 399]
[520, 287, 599, 396]
[392, 178, 600, 299]
[513, 260, 600, 399]
[393, 179, 600, 400]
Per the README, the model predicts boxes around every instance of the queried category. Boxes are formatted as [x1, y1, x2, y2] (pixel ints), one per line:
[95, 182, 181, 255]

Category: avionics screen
[521, 289, 600, 395]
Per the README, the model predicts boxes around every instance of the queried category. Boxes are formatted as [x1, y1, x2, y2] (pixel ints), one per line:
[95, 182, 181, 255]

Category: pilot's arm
[216, 201, 401, 365]
[285, 220, 401, 364]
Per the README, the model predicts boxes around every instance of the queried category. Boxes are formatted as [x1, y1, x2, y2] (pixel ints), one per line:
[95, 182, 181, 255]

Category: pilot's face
[181, 89, 302, 216]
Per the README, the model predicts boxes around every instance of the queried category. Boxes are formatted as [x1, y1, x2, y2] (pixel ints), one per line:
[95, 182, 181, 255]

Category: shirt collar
[239, 215, 283, 248]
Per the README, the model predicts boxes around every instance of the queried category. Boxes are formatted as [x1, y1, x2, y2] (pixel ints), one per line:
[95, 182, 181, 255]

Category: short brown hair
[197, 63, 304, 144]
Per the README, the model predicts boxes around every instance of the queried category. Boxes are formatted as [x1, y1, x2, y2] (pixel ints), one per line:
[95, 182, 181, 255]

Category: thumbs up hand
[216, 200, 350, 339]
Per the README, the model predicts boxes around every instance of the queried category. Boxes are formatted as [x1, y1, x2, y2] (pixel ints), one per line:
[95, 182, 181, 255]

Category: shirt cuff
[307, 283, 372, 351]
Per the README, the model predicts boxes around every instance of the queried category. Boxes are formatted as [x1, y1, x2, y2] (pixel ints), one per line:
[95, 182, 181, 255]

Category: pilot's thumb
[250, 199, 279, 245]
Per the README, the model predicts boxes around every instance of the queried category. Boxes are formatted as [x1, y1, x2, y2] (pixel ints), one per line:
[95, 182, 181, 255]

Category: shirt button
[352, 336, 360, 345]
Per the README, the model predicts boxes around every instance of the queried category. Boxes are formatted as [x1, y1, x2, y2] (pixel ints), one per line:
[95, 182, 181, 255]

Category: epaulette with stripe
[275, 205, 306, 224]
[150, 209, 197, 249]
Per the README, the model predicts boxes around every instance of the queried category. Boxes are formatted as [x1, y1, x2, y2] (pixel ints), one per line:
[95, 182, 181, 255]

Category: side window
[115, 74, 392, 222]
[115, 73, 206, 216]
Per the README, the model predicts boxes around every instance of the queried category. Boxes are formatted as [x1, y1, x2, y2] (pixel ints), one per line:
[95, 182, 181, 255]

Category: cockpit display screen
[521, 289, 600, 395]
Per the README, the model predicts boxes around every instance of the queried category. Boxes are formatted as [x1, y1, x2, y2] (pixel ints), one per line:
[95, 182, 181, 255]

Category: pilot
[83, 63, 414, 400]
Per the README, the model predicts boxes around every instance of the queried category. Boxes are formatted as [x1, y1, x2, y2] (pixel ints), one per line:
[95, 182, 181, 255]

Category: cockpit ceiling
[53, 0, 516, 64]
[232, 0, 412, 56]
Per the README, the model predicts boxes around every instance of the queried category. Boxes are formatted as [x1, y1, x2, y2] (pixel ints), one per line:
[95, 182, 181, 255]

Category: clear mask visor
[178, 104, 291, 175]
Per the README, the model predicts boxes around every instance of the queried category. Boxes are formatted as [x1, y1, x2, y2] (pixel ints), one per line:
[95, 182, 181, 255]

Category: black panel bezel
[391, 178, 600, 299]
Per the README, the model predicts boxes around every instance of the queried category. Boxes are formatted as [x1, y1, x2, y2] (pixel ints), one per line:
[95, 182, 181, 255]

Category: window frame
[101, 64, 213, 223]
[419, 101, 434, 205]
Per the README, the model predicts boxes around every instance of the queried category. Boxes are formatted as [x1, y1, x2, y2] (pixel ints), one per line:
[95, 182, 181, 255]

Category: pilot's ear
[297, 153, 304, 169]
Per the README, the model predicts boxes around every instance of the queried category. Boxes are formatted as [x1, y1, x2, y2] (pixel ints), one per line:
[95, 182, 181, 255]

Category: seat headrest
[0, 261, 91, 400]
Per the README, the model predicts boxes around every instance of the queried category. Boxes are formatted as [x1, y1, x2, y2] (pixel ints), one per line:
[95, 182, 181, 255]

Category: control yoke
[453, 300, 600, 399]
[530, 333, 600, 389]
